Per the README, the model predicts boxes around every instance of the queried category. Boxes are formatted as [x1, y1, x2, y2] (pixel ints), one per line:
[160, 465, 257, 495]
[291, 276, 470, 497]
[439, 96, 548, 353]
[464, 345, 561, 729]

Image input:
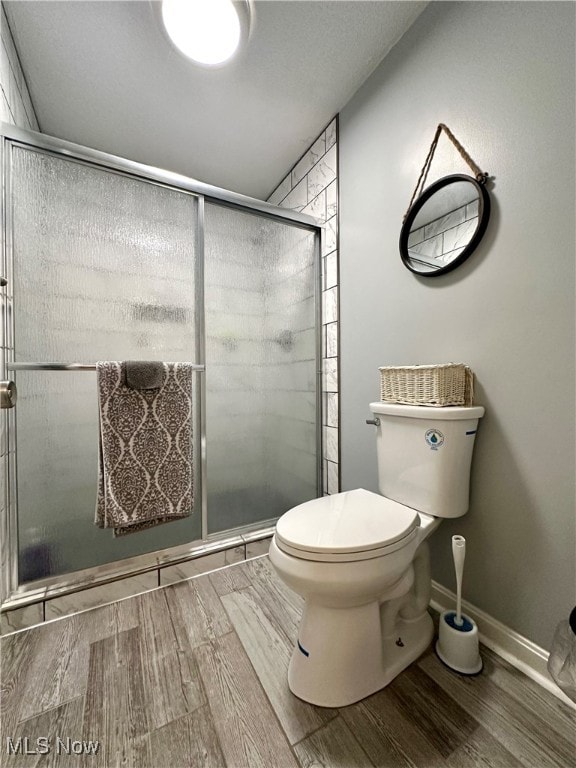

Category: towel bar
[7, 362, 206, 372]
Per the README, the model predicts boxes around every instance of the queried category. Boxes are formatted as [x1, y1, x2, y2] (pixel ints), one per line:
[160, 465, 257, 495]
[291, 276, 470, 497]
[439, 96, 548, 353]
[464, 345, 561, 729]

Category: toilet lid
[275, 488, 420, 561]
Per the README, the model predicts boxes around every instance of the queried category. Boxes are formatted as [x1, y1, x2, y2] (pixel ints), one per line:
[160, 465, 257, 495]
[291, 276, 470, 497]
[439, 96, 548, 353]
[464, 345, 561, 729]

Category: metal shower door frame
[0, 123, 323, 611]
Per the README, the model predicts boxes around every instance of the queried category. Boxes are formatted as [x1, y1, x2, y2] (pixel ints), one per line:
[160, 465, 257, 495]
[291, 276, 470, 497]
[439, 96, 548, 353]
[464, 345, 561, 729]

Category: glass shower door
[204, 202, 319, 534]
[9, 145, 202, 581]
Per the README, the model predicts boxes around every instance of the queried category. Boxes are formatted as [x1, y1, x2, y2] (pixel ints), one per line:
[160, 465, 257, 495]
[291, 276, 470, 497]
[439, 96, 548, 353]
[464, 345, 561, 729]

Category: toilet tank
[369, 402, 485, 518]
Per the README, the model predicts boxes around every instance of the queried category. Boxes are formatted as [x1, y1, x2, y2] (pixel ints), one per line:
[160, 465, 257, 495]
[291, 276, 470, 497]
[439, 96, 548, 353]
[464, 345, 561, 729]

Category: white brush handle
[452, 535, 466, 626]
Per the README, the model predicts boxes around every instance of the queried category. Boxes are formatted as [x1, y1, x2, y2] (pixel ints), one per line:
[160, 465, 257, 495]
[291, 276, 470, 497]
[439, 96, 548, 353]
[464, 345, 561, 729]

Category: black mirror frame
[399, 173, 491, 277]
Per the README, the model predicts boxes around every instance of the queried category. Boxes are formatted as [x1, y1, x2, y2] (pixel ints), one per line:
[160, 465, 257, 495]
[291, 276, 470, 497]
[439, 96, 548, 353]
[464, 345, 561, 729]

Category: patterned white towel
[95, 362, 193, 536]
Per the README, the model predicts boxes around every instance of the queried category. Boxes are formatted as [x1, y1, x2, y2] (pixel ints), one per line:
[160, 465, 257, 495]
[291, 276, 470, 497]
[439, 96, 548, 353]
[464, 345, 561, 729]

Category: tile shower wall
[11, 151, 202, 579]
[262, 229, 317, 507]
[0, 15, 326, 621]
[204, 204, 317, 532]
[204, 214, 271, 515]
[0, 6, 39, 608]
[267, 118, 339, 494]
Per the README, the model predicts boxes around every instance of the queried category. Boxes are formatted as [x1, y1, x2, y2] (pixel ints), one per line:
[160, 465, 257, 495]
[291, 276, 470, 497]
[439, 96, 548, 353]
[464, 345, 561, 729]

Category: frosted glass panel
[204, 202, 318, 533]
[11, 147, 201, 580]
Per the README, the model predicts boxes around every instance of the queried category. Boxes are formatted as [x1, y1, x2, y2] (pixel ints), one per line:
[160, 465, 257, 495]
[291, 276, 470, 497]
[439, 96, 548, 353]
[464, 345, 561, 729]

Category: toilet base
[287, 601, 434, 707]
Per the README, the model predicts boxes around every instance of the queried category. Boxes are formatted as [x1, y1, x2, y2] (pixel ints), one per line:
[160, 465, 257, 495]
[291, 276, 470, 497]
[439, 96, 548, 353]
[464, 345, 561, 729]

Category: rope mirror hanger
[400, 124, 491, 277]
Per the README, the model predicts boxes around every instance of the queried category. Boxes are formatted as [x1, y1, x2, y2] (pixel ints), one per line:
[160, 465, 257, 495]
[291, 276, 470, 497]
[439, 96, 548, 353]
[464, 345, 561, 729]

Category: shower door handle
[0, 380, 17, 409]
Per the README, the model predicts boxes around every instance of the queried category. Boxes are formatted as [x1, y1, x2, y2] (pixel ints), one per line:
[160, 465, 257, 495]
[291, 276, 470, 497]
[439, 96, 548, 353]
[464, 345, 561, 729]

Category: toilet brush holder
[436, 610, 483, 675]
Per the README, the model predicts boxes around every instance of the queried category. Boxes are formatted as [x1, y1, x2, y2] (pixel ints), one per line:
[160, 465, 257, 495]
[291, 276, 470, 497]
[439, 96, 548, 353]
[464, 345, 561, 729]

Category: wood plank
[136, 587, 206, 731]
[165, 571, 232, 649]
[4, 696, 85, 768]
[194, 631, 299, 768]
[3, 562, 575, 768]
[221, 586, 337, 745]
[64, 593, 140, 646]
[389, 662, 478, 758]
[241, 556, 304, 640]
[293, 716, 374, 768]
[82, 627, 151, 768]
[0, 628, 41, 742]
[149, 705, 226, 768]
[481, 646, 576, 737]
[341, 684, 446, 767]
[1, 597, 139, 740]
[444, 725, 524, 768]
[419, 650, 576, 767]
[208, 562, 251, 596]
[341, 657, 478, 766]
[16, 614, 89, 722]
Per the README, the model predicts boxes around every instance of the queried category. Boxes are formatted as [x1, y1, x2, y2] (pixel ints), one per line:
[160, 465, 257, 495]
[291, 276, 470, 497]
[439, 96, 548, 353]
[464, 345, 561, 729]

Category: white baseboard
[431, 581, 576, 710]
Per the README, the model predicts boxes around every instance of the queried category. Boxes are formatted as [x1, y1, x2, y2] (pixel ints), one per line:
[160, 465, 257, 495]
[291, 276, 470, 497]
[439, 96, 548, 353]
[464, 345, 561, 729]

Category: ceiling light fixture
[161, 0, 251, 67]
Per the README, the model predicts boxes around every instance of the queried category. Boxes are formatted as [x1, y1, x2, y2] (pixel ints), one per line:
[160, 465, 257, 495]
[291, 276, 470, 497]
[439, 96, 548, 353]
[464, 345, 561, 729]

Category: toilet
[269, 401, 485, 707]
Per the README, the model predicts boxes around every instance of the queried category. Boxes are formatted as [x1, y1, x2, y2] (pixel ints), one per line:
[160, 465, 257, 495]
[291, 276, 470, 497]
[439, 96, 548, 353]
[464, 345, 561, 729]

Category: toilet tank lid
[275, 488, 419, 555]
[370, 402, 485, 420]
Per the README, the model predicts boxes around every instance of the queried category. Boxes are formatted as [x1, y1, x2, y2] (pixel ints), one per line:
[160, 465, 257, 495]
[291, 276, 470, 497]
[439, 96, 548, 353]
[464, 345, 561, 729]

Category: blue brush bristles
[444, 611, 474, 632]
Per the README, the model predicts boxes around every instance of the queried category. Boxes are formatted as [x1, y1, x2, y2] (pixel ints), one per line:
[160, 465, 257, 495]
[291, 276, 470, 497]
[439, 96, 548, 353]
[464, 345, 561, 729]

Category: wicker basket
[379, 363, 474, 407]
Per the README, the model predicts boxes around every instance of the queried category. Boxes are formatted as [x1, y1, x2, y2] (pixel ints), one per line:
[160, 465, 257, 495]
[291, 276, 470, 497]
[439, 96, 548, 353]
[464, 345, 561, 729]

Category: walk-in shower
[0, 124, 322, 610]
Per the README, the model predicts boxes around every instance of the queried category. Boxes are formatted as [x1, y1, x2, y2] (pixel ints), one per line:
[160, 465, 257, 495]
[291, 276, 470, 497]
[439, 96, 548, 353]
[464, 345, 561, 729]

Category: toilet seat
[275, 488, 420, 563]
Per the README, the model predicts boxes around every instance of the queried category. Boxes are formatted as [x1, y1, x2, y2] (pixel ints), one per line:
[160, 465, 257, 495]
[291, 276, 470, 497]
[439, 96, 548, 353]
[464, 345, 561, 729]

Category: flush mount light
[161, 0, 251, 67]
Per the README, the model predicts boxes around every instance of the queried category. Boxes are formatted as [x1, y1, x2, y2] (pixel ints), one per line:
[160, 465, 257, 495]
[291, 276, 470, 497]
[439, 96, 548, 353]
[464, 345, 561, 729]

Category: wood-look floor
[1, 556, 574, 768]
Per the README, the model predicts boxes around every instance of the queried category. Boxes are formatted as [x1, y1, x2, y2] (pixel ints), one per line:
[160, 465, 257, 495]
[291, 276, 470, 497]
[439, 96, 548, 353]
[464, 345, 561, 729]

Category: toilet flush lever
[365, 418, 380, 426]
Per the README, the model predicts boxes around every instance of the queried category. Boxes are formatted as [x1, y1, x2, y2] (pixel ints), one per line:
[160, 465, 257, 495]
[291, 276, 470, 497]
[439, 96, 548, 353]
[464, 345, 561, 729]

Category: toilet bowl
[269, 489, 441, 707]
[269, 402, 485, 707]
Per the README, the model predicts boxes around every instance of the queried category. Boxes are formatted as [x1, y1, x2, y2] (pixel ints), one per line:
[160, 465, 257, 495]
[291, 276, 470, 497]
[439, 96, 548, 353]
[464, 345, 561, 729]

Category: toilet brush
[453, 535, 465, 627]
[435, 535, 482, 674]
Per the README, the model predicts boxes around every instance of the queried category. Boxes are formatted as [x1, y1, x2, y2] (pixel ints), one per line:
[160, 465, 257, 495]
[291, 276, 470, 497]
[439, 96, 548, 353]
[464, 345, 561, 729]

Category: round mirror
[399, 174, 490, 276]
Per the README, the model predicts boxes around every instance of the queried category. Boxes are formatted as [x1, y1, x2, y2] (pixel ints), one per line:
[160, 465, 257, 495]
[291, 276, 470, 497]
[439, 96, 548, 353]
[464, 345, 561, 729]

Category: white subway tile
[324, 426, 338, 462]
[409, 233, 443, 259]
[324, 215, 337, 255]
[440, 245, 466, 264]
[424, 207, 465, 241]
[326, 321, 338, 357]
[160, 547, 245, 585]
[322, 286, 338, 324]
[326, 180, 338, 218]
[267, 175, 291, 206]
[308, 144, 337, 200]
[327, 461, 339, 494]
[302, 189, 326, 221]
[466, 199, 479, 219]
[281, 176, 308, 212]
[291, 134, 326, 188]
[325, 250, 338, 288]
[408, 226, 425, 247]
[45, 572, 158, 620]
[1, 602, 43, 634]
[442, 218, 477, 253]
[327, 393, 338, 428]
[245, 538, 272, 558]
[323, 358, 338, 393]
[325, 119, 337, 149]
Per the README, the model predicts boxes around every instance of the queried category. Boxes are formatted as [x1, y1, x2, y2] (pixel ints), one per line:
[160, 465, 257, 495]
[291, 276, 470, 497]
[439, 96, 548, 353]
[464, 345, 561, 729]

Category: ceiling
[4, 0, 428, 200]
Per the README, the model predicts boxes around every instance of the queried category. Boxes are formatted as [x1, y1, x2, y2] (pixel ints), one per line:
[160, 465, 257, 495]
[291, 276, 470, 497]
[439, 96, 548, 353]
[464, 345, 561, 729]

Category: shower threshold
[1, 520, 277, 614]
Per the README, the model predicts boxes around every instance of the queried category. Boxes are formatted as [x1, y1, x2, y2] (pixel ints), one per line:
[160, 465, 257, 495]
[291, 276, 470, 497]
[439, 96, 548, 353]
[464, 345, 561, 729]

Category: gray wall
[339, 1, 575, 650]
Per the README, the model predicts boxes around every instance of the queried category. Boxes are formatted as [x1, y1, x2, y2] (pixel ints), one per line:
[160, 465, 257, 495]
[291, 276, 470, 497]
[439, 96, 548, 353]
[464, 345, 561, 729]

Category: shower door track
[1, 123, 324, 612]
